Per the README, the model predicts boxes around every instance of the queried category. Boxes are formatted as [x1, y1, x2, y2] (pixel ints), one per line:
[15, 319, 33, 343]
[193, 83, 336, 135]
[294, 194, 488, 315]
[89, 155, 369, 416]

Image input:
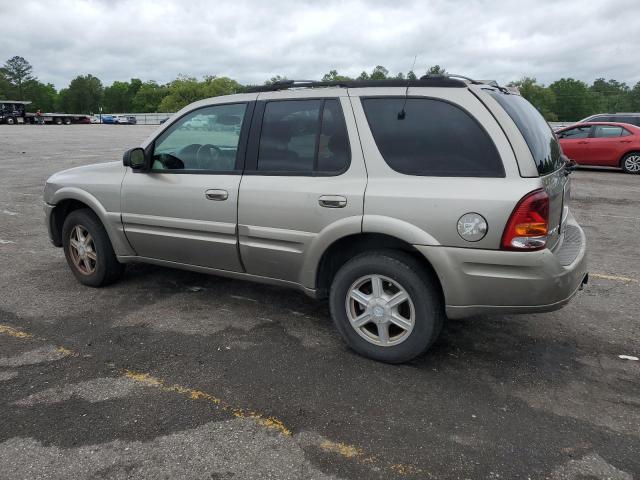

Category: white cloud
[1, 0, 639, 88]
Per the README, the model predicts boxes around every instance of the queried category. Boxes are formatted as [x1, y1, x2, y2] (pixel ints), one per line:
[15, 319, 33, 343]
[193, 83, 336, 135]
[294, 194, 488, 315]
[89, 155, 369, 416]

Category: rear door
[557, 125, 592, 164]
[121, 101, 253, 271]
[237, 94, 366, 285]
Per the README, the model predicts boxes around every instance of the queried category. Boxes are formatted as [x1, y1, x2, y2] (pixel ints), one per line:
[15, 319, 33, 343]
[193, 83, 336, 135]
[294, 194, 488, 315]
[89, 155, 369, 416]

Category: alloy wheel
[624, 155, 640, 173]
[345, 274, 415, 346]
[69, 225, 97, 275]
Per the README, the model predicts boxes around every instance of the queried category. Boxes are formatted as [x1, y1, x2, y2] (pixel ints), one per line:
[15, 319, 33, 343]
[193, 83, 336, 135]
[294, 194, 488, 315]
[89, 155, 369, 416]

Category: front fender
[48, 187, 135, 256]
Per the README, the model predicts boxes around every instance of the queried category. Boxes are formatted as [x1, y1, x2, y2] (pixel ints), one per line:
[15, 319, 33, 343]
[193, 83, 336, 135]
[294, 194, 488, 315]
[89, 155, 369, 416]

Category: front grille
[555, 224, 583, 266]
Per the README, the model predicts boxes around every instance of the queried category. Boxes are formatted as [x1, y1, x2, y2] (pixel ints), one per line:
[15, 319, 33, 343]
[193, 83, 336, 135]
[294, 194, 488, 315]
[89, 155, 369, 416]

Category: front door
[121, 102, 252, 271]
[558, 125, 592, 164]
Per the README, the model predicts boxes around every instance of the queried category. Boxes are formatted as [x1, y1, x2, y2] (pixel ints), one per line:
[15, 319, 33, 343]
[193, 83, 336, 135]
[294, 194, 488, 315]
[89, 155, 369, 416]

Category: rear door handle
[620, 140, 632, 143]
[577, 141, 589, 144]
[319, 195, 347, 208]
[205, 189, 228, 201]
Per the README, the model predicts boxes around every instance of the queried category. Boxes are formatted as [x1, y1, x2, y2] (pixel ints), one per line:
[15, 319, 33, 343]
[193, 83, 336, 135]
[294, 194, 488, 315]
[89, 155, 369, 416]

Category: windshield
[488, 91, 562, 175]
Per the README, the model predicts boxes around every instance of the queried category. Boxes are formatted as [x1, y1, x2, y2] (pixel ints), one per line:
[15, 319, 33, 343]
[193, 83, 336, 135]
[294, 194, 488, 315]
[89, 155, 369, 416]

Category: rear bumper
[415, 213, 588, 319]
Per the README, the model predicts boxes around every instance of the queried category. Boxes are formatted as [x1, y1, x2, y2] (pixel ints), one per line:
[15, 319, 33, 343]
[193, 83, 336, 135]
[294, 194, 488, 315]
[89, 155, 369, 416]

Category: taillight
[501, 189, 549, 251]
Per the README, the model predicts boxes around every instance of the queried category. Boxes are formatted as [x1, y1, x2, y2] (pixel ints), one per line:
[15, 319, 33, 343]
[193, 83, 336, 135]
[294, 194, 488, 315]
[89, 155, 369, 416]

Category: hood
[44, 161, 125, 205]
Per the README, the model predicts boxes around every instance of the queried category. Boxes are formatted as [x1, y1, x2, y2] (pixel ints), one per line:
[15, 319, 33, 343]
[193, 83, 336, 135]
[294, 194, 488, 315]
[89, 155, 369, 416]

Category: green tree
[132, 81, 168, 112]
[103, 81, 132, 112]
[549, 78, 594, 121]
[60, 74, 103, 113]
[357, 71, 369, 81]
[590, 78, 631, 113]
[321, 70, 352, 82]
[406, 70, 417, 80]
[157, 76, 204, 112]
[629, 81, 640, 111]
[22, 80, 57, 111]
[264, 75, 287, 86]
[426, 65, 446, 76]
[2, 56, 34, 98]
[369, 65, 389, 80]
[202, 76, 241, 97]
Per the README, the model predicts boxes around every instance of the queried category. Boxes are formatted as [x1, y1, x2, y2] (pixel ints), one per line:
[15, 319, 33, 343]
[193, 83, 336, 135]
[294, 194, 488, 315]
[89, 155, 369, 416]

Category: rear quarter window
[488, 91, 563, 176]
[361, 97, 504, 177]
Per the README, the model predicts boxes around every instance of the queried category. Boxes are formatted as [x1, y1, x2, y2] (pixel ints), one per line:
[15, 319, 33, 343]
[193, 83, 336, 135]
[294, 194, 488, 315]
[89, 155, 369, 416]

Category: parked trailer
[0, 100, 89, 125]
[25, 112, 90, 125]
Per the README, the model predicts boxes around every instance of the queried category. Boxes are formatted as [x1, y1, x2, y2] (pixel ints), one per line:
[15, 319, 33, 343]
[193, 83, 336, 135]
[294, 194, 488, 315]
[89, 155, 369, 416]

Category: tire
[329, 250, 445, 363]
[64, 118, 71, 125]
[6, 117, 15, 125]
[54, 117, 62, 125]
[62, 209, 124, 287]
[621, 152, 640, 174]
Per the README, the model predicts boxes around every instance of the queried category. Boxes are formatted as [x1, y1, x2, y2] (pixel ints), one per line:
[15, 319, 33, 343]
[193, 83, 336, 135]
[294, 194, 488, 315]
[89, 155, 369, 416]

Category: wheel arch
[48, 188, 134, 256]
[620, 150, 640, 167]
[313, 232, 444, 302]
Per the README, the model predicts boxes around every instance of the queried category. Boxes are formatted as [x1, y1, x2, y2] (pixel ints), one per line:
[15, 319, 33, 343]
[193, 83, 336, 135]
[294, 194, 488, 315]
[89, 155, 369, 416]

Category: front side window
[257, 99, 350, 174]
[558, 126, 591, 139]
[153, 103, 247, 172]
[593, 125, 623, 138]
[361, 97, 504, 177]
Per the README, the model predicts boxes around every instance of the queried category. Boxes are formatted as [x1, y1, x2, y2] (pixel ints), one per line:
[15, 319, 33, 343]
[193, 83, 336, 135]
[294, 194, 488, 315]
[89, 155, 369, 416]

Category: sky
[2, 0, 639, 89]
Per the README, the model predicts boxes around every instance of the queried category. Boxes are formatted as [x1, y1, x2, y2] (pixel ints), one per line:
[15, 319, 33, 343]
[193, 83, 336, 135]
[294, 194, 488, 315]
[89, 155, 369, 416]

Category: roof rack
[0, 100, 32, 104]
[246, 75, 468, 93]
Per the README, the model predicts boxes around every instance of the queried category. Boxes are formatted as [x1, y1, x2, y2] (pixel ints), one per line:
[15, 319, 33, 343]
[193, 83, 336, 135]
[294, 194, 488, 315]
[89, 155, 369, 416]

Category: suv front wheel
[329, 251, 444, 363]
[62, 209, 125, 287]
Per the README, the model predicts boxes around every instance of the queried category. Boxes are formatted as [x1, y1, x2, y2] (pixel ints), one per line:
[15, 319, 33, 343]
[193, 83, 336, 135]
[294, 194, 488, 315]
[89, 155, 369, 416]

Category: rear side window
[488, 91, 563, 176]
[593, 125, 624, 138]
[361, 98, 504, 177]
[257, 99, 350, 174]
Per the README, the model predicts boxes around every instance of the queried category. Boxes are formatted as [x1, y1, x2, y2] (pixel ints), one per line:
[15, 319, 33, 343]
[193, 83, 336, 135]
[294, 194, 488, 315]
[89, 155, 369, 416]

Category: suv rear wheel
[329, 250, 444, 363]
[62, 209, 124, 287]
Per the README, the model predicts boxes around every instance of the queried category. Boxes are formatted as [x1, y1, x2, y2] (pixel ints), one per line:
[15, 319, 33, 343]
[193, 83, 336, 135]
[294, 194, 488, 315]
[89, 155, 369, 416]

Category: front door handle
[205, 189, 228, 201]
[577, 141, 589, 144]
[319, 195, 347, 208]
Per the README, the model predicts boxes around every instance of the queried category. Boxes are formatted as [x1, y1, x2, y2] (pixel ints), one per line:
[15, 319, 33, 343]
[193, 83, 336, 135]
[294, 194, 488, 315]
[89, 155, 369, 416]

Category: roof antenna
[398, 54, 417, 120]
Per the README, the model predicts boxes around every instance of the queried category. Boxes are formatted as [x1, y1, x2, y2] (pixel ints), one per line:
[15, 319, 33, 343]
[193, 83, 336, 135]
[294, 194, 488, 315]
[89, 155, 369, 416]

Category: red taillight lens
[501, 189, 550, 250]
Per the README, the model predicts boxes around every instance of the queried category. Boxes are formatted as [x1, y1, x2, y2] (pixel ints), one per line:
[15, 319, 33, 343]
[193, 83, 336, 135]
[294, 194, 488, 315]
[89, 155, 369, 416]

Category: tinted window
[257, 99, 350, 173]
[558, 126, 591, 139]
[153, 103, 246, 171]
[488, 91, 562, 175]
[593, 125, 623, 138]
[361, 98, 504, 177]
[317, 99, 350, 172]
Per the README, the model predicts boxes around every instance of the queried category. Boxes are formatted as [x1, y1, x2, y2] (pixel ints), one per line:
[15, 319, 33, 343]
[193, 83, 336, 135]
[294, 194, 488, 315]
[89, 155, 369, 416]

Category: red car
[556, 122, 640, 174]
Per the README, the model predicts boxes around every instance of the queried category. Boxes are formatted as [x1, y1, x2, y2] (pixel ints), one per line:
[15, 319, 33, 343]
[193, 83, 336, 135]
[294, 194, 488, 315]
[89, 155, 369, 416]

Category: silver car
[43, 77, 588, 363]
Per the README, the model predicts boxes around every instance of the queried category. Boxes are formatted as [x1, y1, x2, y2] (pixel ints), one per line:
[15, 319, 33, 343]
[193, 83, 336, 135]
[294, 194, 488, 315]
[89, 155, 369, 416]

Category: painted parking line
[591, 273, 637, 283]
[0, 323, 422, 477]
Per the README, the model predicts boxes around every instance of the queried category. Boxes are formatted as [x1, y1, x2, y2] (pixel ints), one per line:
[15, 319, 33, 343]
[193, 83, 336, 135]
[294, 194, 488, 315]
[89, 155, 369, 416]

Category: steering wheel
[195, 144, 222, 170]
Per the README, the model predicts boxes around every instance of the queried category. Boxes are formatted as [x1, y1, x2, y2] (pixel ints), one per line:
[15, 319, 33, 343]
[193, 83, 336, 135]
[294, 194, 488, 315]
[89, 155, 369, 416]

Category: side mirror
[123, 147, 147, 170]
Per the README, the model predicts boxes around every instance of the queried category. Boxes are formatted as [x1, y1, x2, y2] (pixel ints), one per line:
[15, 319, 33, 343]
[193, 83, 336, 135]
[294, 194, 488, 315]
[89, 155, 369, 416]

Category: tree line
[2, 56, 640, 121]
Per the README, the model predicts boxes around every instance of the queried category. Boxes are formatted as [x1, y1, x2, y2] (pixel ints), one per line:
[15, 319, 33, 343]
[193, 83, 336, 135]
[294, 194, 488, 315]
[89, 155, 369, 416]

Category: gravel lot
[0, 124, 639, 479]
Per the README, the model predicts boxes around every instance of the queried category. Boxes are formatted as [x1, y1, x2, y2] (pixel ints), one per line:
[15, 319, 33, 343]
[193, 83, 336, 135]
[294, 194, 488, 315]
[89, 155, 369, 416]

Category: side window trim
[244, 98, 351, 177]
[145, 101, 255, 175]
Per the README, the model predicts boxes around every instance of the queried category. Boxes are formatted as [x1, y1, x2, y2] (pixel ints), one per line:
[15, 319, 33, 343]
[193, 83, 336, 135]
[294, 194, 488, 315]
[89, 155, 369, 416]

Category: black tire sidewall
[61, 209, 116, 287]
[330, 252, 443, 363]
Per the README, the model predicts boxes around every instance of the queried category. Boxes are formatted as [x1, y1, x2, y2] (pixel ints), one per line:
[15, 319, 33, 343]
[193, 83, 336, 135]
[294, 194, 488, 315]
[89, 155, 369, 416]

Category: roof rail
[245, 76, 468, 93]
